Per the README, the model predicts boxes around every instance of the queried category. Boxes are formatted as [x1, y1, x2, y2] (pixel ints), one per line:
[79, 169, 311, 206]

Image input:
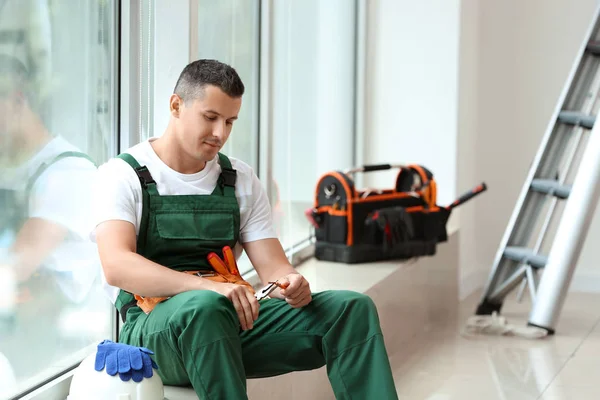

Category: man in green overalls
[92, 59, 398, 399]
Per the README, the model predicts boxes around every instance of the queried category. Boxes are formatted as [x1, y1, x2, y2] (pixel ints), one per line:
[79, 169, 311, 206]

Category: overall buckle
[220, 168, 237, 187]
[135, 166, 156, 188]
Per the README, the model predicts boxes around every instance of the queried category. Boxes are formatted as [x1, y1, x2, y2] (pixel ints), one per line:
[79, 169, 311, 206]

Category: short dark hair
[173, 59, 245, 104]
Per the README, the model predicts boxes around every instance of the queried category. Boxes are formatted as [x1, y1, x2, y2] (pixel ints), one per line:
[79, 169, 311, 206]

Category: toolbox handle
[345, 163, 406, 174]
[447, 182, 487, 210]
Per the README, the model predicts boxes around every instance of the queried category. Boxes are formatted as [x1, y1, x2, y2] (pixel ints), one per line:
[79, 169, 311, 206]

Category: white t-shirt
[90, 138, 278, 304]
[0, 136, 100, 303]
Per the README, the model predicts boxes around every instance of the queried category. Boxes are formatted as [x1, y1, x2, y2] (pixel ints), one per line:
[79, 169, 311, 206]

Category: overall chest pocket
[155, 211, 235, 242]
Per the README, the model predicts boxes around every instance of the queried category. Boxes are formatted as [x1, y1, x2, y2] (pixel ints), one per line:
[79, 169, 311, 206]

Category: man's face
[172, 84, 242, 162]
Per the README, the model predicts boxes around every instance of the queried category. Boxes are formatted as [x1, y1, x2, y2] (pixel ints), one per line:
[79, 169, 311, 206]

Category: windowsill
[16, 211, 459, 400]
[297, 211, 460, 294]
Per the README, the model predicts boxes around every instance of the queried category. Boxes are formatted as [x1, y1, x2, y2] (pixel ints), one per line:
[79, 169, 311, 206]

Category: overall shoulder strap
[215, 152, 237, 198]
[116, 153, 155, 252]
[117, 153, 159, 196]
[117, 153, 142, 168]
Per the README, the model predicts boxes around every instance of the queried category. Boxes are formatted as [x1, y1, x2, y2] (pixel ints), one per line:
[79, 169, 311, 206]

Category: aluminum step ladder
[475, 7, 600, 335]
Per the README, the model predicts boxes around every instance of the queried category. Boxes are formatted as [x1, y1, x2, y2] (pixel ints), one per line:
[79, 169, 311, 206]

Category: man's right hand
[205, 281, 259, 330]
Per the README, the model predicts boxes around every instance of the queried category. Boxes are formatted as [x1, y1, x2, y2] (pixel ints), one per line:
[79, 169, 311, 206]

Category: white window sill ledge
[17, 212, 460, 400]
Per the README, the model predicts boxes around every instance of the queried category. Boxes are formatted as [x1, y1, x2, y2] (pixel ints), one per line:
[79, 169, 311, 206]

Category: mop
[462, 311, 549, 340]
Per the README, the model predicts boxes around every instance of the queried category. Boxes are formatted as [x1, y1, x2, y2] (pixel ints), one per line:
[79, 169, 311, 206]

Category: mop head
[462, 312, 548, 340]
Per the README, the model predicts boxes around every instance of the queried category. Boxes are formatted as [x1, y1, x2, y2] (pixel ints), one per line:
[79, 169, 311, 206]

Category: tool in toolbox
[475, 7, 600, 335]
[309, 162, 487, 264]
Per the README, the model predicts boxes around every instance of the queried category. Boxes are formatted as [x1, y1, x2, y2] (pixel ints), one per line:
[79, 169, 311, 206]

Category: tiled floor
[391, 289, 600, 400]
[154, 229, 600, 400]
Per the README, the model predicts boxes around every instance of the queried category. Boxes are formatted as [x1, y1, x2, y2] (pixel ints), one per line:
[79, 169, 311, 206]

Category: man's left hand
[277, 273, 312, 308]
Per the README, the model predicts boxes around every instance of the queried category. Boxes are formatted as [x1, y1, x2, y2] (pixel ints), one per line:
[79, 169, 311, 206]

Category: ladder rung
[530, 179, 571, 199]
[503, 247, 548, 269]
[557, 111, 595, 129]
[587, 40, 600, 55]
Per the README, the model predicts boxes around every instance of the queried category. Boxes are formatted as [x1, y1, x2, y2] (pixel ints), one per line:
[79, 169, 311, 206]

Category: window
[196, 0, 260, 171]
[190, 0, 358, 261]
[270, 0, 357, 250]
[0, 1, 117, 398]
[193, 0, 261, 275]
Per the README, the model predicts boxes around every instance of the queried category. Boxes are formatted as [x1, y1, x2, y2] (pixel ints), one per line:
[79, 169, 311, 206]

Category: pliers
[255, 280, 289, 301]
[207, 246, 290, 300]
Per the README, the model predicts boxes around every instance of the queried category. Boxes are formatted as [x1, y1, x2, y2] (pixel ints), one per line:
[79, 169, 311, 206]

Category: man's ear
[170, 94, 183, 117]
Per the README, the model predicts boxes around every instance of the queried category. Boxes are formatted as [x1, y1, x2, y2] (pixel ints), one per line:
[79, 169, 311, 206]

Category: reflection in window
[0, 1, 116, 397]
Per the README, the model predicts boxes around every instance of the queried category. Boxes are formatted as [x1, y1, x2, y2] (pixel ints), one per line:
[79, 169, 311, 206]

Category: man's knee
[331, 290, 378, 315]
[317, 291, 383, 345]
[165, 290, 238, 333]
[333, 290, 379, 331]
[317, 290, 380, 324]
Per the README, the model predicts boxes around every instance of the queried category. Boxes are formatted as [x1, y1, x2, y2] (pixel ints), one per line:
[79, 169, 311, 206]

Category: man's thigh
[120, 290, 242, 386]
[241, 290, 376, 379]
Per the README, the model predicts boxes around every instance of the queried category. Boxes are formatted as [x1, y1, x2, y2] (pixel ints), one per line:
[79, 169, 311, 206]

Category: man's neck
[152, 129, 207, 174]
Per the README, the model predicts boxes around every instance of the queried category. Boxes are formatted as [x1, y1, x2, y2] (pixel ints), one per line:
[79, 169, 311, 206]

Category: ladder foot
[476, 299, 503, 315]
[527, 321, 555, 336]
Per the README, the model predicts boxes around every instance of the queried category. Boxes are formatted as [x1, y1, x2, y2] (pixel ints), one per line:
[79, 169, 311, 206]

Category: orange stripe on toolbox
[316, 205, 348, 217]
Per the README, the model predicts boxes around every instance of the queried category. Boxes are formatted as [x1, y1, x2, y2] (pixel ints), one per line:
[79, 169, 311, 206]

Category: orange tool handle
[222, 246, 239, 275]
[447, 182, 487, 210]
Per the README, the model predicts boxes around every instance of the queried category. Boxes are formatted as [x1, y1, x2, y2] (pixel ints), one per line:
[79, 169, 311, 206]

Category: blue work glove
[94, 340, 158, 382]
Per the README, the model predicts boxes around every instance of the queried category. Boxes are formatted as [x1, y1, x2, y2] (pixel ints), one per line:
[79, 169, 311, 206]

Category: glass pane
[197, 0, 260, 171]
[0, 0, 117, 396]
[196, 0, 260, 275]
[271, 0, 357, 250]
[139, 0, 155, 142]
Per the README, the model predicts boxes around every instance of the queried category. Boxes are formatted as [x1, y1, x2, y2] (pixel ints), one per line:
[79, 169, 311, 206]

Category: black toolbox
[307, 163, 486, 264]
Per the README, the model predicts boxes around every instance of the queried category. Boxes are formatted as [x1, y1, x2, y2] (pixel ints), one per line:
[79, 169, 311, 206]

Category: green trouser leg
[119, 289, 398, 399]
[242, 290, 399, 399]
[120, 290, 247, 399]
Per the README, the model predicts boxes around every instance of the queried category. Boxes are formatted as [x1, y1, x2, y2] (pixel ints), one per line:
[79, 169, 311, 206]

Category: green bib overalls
[115, 152, 398, 399]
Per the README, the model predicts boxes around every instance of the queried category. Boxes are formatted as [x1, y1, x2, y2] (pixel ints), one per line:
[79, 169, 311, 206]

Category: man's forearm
[243, 238, 301, 299]
[263, 264, 297, 285]
[104, 251, 214, 298]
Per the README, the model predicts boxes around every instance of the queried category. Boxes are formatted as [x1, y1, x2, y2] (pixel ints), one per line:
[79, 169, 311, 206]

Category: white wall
[456, 0, 481, 298]
[363, 0, 460, 206]
[364, 0, 600, 299]
[471, 0, 599, 297]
